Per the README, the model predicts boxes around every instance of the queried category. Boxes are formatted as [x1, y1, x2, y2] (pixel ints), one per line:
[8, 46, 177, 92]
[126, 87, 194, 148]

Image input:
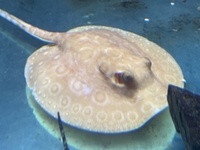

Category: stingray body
[0, 9, 184, 133]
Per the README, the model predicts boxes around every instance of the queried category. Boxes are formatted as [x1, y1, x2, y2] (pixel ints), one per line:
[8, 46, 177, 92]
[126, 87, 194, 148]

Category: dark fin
[167, 84, 200, 150]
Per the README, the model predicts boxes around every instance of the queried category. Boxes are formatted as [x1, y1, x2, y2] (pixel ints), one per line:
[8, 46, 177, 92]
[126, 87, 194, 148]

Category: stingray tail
[0, 9, 61, 43]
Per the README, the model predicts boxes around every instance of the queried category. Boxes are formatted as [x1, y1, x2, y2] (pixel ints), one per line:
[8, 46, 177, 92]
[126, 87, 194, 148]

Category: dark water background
[0, 0, 200, 149]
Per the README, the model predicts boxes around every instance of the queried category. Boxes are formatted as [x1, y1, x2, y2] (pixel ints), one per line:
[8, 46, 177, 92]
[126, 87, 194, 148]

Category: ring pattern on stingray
[0, 9, 184, 133]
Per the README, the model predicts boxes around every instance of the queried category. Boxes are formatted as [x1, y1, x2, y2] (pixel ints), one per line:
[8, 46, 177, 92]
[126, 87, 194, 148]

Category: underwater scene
[0, 0, 200, 149]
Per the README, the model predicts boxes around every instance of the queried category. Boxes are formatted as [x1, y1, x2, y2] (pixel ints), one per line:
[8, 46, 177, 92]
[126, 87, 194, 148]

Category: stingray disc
[25, 26, 184, 133]
[0, 9, 184, 133]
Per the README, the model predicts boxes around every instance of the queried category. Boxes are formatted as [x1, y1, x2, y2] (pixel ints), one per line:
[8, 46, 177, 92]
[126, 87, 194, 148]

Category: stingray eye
[114, 72, 123, 84]
[114, 72, 133, 85]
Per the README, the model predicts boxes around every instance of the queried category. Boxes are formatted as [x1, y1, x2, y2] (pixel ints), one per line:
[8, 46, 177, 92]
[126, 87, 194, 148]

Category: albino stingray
[0, 9, 184, 133]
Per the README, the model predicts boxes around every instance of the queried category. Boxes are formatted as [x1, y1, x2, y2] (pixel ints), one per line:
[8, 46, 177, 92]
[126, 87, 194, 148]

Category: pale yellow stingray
[0, 9, 184, 133]
[26, 86, 177, 150]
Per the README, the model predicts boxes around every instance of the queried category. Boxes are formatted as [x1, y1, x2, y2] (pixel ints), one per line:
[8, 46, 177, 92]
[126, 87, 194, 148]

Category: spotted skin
[0, 9, 184, 133]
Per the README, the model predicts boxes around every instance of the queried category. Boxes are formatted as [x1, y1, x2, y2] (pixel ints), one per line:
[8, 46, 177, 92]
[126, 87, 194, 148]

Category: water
[0, 0, 199, 149]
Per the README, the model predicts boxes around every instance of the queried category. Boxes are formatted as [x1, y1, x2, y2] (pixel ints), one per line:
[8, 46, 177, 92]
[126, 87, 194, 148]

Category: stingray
[0, 9, 184, 133]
